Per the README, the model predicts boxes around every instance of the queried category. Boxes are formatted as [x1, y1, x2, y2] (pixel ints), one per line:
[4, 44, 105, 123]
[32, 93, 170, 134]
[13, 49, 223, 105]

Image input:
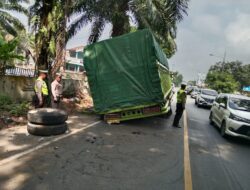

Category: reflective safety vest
[34, 78, 49, 96]
[177, 89, 186, 104]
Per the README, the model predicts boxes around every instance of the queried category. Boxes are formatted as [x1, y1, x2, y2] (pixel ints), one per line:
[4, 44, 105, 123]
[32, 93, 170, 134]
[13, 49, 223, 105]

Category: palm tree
[29, 0, 64, 72]
[0, 0, 28, 36]
[29, 0, 77, 75]
[67, 0, 189, 57]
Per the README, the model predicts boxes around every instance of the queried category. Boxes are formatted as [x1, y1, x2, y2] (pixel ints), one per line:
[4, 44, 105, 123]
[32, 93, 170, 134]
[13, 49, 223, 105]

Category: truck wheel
[28, 108, 68, 125]
[197, 101, 201, 107]
[27, 122, 68, 136]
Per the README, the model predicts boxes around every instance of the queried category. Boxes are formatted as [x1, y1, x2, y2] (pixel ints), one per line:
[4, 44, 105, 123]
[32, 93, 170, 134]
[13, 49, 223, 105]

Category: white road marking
[0, 121, 101, 166]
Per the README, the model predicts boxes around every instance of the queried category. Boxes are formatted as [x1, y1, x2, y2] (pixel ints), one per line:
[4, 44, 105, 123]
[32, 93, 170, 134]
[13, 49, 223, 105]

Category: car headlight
[229, 113, 250, 123]
[199, 97, 205, 102]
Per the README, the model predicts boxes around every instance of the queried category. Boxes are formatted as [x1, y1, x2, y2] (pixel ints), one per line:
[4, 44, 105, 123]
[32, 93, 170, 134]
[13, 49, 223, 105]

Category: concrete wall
[0, 76, 35, 102]
[0, 73, 90, 102]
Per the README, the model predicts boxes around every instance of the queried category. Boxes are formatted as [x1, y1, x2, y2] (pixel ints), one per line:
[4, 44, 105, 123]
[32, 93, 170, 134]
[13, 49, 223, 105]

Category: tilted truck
[84, 29, 173, 123]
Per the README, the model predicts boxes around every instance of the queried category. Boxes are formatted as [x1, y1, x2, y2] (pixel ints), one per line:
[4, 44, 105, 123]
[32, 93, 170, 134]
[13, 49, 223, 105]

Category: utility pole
[209, 50, 227, 71]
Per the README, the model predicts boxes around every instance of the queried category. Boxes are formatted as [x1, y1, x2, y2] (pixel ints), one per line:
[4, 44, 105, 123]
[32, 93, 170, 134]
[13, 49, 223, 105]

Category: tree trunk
[111, 0, 130, 37]
[52, 17, 66, 77]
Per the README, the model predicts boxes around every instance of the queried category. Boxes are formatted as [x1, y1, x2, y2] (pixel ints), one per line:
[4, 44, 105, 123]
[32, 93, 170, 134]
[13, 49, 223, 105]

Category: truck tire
[28, 108, 68, 125]
[27, 122, 68, 136]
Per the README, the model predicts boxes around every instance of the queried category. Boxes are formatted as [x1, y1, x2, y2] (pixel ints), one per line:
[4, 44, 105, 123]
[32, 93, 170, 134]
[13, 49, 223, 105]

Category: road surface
[187, 97, 250, 190]
[0, 97, 249, 190]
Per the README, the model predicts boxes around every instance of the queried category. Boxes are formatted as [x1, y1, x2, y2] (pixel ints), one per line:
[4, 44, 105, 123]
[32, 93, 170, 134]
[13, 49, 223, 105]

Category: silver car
[195, 89, 218, 107]
[209, 94, 250, 139]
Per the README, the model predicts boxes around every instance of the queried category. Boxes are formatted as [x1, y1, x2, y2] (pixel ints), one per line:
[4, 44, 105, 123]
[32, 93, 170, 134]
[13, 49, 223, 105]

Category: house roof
[67, 46, 84, 52]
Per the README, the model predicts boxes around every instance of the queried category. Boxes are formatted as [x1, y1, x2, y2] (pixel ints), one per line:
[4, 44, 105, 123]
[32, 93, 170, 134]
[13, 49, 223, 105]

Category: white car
[196, 89, 218, 107]
[209, 94, 250, 139]
[190, 87, 200, 99]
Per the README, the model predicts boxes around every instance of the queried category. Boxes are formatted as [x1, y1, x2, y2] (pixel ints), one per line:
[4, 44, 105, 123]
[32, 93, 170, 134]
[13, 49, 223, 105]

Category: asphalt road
[187, 97, 250, 190]
[0, 96, 250, 190]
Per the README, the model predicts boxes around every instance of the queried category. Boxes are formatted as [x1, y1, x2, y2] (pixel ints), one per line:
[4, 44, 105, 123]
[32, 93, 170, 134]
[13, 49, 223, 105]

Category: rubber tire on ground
[220, 121, 227, 138]
[28, 108, 68, 125]
[27, 122, 68, 136]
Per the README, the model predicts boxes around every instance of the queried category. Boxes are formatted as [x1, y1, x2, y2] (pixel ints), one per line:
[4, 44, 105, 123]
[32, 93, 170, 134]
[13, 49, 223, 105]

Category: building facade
[65, 46, 84, 72]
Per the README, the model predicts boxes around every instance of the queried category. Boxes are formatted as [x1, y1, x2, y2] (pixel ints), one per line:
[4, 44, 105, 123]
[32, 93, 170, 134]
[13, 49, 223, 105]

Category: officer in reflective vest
[173, 83, 187, 127]
[34, 70, 49, 108]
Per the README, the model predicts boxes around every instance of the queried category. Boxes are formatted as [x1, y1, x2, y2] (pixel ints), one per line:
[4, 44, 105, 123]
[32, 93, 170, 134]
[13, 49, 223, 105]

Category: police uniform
[173, 88, 187, 127]
[51, 73, 63, 109]
[34, 71, 49, 108]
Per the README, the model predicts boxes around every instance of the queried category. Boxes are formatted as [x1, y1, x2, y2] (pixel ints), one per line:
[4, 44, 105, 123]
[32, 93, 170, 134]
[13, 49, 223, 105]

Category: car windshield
[201, 90, 218, 96]
[193, 88, 199, 92]
[229, 97, 250, 112]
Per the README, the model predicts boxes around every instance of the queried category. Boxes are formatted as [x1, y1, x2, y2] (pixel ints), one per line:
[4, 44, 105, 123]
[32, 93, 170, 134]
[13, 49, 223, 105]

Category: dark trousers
[173, 103, 184, 126]
[33, 95, 49, 108]
[51, 96, 60, 109]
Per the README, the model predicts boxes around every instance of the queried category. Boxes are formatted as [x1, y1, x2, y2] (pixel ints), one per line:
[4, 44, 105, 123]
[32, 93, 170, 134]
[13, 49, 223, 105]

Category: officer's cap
[39, 70, 48, 74]
[56, 73, 62, 77]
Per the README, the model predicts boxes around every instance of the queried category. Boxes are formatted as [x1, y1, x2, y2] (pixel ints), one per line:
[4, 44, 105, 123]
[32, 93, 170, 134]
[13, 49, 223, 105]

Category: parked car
[195, 89, 218, 107]
[209, 94, 250, 139]
[190, 87, 200, 99]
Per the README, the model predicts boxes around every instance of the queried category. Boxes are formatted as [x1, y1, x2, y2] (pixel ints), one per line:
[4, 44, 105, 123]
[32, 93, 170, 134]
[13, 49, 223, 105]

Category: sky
[12, 0, 250, 81]
[170, 0, 250, 81]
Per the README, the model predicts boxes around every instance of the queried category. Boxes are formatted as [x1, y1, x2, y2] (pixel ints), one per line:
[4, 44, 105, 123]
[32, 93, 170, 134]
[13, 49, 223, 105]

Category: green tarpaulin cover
[84, 29, 170, 113]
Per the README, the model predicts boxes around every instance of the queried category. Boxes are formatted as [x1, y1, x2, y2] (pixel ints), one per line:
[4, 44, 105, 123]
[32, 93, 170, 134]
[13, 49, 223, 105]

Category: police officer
[34, 70, 49, 108]
[173, 83, 187, 128]
[51, 73, 63, 109]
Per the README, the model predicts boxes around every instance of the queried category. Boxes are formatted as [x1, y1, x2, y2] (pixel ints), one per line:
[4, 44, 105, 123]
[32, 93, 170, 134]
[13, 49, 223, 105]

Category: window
[77, 52, 83, 59]
[221, 96, 228, 105]
[69, 51, 76, 58]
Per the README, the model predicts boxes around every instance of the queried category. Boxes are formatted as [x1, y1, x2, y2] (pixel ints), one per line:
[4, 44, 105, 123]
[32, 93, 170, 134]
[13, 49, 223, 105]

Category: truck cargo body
[84, 29, 173, 123]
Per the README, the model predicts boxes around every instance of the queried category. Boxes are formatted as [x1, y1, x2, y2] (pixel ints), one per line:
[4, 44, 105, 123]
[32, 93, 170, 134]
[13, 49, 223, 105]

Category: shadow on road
[0, 112, 184, 190]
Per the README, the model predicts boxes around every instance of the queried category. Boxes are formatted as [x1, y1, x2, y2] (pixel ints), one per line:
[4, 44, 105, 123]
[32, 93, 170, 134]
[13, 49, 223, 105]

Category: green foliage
[69, 0, 189, 58]
[206, 71, 239, 93]
[0, 94, 29, 116]
[0, 35, 24, 74]
[0, 0, 28, 36]
[172, 71, 183, 86]
[0, 35, 24, 61]
[9, 102, 30, 116]
[207, 61, 250, 90]
[0, 94, 13, 108]
[30, 0, 72, 73]
[240, 64, 250, 88]
[130, 26, 138, 33]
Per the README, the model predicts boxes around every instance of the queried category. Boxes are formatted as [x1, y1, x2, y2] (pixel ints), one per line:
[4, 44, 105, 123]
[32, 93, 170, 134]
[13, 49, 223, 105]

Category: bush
[0, 94, 29, 116]
[9, 102, 30, 116]
[0, 94, 13, 108]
